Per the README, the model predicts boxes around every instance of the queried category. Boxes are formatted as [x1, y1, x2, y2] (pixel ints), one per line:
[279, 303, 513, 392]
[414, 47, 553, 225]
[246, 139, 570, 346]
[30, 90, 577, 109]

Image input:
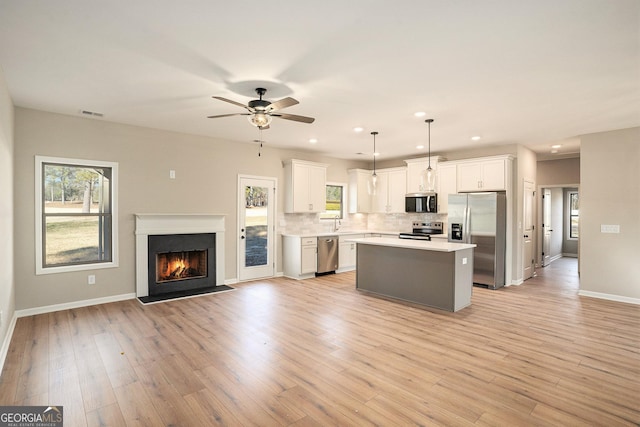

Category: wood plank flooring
[1, 257, 639, 426]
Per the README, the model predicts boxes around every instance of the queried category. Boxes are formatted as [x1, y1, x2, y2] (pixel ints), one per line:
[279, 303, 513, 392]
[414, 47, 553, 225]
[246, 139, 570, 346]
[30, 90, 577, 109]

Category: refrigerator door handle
[465, 206, 471, 244]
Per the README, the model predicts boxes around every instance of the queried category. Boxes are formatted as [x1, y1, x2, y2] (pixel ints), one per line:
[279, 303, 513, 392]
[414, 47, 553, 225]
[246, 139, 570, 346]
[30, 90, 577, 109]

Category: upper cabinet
[436, 163, 457, 213]
[371, 167, 407, 213]
[284, 159, 328, 213]
[348, 169, 372, 213]
[405, 156, 443, 193]
[457, 157, 510, 192]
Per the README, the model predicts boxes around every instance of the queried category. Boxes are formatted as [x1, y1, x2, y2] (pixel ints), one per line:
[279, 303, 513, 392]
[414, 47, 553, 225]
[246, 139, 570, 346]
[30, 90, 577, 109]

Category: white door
[523, 180, 535, 280]
[542, 188, 552, 267]
[238, 176, 276, 281]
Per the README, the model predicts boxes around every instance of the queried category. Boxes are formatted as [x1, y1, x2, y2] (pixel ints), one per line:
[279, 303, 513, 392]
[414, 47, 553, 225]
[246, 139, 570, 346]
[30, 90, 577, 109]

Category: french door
[238, 175, 276, 281]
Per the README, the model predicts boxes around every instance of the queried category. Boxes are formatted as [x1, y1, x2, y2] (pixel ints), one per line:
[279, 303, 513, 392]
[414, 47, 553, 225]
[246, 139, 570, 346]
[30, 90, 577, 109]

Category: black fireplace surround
[147, 233, 216, 296]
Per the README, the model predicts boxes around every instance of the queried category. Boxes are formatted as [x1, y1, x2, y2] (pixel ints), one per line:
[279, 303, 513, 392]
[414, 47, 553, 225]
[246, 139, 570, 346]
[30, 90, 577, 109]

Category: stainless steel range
[398, 221, 443, 241]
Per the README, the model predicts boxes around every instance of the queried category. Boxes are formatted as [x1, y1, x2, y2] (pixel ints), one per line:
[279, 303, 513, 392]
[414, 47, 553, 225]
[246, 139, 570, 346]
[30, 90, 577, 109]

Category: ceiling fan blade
[212, 96, 249, 110]
[273, 113, 315, 124]
[207, 113, 249, 119]
[268, 97, 299, 111]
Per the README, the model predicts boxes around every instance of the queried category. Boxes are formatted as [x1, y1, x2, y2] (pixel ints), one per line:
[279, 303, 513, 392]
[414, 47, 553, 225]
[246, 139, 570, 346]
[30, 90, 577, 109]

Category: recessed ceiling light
[551, 144, 562, 149]
[414, 112, 426, 117]
[551, 149, 558, 154]
[471, 136, 481, 141]
[309, 138, 318, 144]
[416, 145, 425, 149]
[353, 127, 364, 132]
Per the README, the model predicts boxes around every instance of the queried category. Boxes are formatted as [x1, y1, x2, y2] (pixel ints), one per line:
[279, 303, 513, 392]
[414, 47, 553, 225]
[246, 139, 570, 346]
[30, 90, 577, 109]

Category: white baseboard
[0, 312, 18, 378]
[578, 290, 640, 305]
[15, 293, 136, 318]
[224, 278, 239, 285]
[562, 253, 578, 258]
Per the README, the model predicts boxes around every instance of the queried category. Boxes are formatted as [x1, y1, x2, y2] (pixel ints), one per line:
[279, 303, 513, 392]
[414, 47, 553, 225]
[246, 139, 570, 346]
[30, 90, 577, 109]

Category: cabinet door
[338, 241, 355, 269]
[308, 165, 327, 212]
[301, 245, 317, 274]
[457, 162, 483, 192]
[348, 170, 371, 213]
[479, 159, 505, 191]
[406, 160, 430, 193]
[371, 171, 389, 213]
[387, 169, 407, 213]
[437, 164, 457, 213]
[292, 163, 311, 212]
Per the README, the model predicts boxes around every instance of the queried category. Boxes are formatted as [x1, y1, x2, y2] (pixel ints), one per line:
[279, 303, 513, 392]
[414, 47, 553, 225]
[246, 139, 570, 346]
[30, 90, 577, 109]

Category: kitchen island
[348, 237, 476, 312]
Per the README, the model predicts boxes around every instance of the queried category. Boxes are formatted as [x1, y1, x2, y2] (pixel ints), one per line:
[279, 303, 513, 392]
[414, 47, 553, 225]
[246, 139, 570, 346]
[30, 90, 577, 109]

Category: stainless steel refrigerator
[448, 192, 506, 289]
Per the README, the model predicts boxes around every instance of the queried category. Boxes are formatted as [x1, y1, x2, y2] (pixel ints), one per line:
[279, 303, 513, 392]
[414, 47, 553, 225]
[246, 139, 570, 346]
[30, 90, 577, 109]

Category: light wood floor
[1, 257, 639, 426]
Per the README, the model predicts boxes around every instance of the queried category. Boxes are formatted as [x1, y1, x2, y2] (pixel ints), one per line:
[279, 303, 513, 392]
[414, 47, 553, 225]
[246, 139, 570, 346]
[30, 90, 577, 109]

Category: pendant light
[424, 119, 436, 192]
[368, 131, 379, 195]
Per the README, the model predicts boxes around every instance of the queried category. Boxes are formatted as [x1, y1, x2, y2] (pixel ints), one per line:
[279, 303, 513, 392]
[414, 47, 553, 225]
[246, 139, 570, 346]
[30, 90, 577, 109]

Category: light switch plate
[600, 224, 620, 234]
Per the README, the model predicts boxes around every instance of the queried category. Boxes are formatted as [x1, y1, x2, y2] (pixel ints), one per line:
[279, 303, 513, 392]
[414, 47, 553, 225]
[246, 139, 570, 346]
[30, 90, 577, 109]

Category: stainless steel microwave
[405, 193, 437, 213]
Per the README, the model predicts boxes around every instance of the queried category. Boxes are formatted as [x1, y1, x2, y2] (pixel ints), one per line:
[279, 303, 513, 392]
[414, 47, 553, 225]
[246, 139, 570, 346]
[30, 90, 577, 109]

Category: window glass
[320, 184, 343, 219]
[570, 192, 579, 239]
[37, 157, 118, 273]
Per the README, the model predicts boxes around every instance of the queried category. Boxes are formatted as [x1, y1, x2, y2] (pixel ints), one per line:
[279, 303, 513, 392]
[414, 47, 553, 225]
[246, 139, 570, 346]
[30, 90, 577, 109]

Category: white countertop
[282, 230, 399, 238]
[347, 237, 475, 252]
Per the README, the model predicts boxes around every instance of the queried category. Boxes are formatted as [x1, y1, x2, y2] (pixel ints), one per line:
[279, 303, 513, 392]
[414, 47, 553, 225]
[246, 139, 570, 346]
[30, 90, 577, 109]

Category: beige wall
[537, 157, 580, 186]
[580, 127, 639, 299]
[0, 67, 15, 355]
[13, 107, 367, 310]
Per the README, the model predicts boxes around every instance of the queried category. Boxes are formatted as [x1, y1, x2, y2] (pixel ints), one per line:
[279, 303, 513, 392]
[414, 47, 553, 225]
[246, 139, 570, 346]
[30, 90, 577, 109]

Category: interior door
[238, 176, 275, 281]
[542, 188, 552, 267]
[523, 180, 535, 280]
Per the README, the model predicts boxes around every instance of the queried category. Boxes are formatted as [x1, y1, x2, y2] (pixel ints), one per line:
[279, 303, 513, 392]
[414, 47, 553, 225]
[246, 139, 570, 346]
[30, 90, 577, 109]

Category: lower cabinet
[283, 236, 317, 279]
[338, 234, 365, 272]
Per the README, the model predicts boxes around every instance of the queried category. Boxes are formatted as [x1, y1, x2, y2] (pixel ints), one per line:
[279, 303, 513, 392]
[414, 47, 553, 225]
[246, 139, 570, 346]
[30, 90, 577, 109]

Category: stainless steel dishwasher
[317, 236, 339, 274]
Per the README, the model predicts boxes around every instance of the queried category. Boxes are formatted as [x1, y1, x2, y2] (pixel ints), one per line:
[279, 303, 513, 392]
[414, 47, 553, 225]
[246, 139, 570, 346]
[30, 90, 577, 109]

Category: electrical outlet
[462, 257, 468, 265]
[88, 275, 96, 285]
[169, 170, 176, 179]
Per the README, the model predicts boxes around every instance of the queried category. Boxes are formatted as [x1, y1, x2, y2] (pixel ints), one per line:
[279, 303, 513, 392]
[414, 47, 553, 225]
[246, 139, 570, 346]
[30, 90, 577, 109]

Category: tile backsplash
[279, 211, 447, 235]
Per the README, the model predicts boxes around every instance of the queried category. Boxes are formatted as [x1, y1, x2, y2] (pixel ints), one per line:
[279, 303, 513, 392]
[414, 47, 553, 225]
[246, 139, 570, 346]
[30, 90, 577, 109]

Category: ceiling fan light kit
[209, 87, 315, 129]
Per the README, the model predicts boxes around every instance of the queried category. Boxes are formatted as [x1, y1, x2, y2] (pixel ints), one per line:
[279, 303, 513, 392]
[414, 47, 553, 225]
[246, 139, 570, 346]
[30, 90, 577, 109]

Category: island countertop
[347, 237, 476, 252]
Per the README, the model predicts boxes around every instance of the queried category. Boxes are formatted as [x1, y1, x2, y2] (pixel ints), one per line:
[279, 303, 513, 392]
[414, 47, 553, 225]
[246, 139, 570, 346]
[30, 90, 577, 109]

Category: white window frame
[320, 182, 346, 220]
[35, 155, 119, 275]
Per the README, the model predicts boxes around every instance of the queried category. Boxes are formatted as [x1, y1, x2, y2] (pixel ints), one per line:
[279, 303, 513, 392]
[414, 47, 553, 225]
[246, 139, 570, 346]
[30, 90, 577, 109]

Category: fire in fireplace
[156, 250, 207, 283]
[147, 233, 216, 296]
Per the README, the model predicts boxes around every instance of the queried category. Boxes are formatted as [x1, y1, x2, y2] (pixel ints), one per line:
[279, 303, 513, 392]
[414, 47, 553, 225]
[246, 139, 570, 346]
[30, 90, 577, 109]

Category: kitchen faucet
[333, 215, 341, 232]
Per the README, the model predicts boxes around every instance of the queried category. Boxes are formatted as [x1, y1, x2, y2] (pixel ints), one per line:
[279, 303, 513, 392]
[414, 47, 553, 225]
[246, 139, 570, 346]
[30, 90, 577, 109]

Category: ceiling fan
[208, 87, 315, 129]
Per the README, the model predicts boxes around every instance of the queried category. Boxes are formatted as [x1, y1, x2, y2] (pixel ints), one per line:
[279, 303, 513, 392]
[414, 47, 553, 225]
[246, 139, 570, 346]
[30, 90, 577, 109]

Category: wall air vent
[79, 109, 104, 118]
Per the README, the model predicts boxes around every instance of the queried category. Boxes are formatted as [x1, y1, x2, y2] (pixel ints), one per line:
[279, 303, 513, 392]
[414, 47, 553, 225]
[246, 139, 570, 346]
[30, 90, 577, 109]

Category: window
[569, 191, 579, 239]
[320, 184, 344, 219]
[36, 156, 118, 274]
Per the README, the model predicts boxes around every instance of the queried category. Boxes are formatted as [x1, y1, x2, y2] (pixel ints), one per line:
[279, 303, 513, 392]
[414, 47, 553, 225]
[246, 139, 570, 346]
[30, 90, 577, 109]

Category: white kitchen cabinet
[338, 234, 365, 272]
[284, 159, 328, 213]
[348, 169, 372, 213]
[404, 156, 443, 193]
[283, 235, 317, 279]
[457, 158, 507, 192]
[436, 163, 457, 213]
[371, 167, 407, 213]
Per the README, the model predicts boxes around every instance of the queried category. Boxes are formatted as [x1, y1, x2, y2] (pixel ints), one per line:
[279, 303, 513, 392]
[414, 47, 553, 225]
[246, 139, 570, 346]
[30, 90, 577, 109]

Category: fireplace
[135, 214, 225, 299]
[147, 233, 215, 296]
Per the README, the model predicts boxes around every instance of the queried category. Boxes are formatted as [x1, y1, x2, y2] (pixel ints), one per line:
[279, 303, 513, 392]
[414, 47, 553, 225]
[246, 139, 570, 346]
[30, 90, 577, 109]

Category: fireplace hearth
[135, 214, 226, 301]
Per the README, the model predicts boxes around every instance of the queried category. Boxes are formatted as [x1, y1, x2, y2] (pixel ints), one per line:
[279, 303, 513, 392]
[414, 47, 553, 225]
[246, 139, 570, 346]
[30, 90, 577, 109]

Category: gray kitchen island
[348, 237, 476, 312]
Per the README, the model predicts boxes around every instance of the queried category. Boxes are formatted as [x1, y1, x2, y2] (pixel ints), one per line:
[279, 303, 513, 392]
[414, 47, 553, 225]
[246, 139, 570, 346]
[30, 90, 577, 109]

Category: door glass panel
[244, 185, 268, 267]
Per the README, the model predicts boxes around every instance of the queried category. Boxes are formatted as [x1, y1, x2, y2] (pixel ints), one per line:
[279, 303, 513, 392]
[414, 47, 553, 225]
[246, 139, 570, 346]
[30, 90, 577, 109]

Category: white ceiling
[1, 0, 638, 161]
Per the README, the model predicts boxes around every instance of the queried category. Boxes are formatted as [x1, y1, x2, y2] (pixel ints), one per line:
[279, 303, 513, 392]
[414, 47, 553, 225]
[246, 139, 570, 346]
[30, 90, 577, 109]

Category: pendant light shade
[368, 131, 379, 196]
[424, 119, 437, 192]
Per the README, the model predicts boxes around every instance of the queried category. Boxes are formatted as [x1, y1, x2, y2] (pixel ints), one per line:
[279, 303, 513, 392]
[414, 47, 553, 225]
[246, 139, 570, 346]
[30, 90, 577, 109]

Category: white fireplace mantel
[135, 213, 225, 297]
